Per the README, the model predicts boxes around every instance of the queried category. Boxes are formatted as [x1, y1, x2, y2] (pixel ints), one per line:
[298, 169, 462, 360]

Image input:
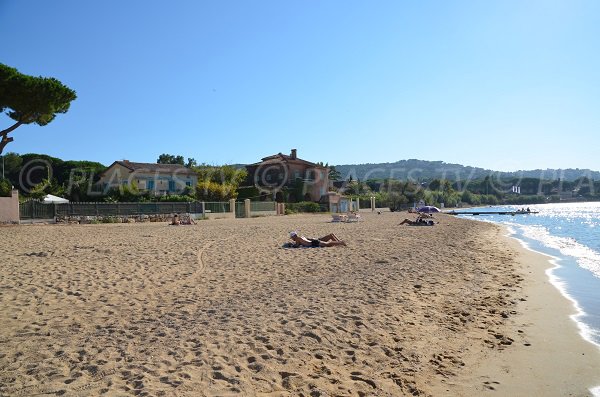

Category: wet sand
[0, 212, 598, 396]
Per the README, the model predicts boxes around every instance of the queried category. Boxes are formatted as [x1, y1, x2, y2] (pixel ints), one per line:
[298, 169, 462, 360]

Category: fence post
[244, 199, 251, 218]
[201, 201, 206, 219]
[229, 199, 235, 216]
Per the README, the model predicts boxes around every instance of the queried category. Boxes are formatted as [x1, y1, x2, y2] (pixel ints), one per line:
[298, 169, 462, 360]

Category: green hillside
[332, 159, 600, 182]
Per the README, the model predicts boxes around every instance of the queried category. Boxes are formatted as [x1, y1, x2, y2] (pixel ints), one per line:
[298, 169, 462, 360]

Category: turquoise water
[453, 202, 600, 348]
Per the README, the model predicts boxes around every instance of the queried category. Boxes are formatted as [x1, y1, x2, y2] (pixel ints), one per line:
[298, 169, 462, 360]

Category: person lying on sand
[399, 217, 435, 226]
[289, 231, 347, 247]
[180, 214, 197, 225]
[170, 214, 196, 225]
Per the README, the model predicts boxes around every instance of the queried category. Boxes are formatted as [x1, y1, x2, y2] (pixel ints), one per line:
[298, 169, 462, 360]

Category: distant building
[97, 160, 197, 195]
[245, 149, 329, 202]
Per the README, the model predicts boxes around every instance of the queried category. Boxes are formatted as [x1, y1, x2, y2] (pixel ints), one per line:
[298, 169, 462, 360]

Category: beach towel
[281, 242, 321, 249]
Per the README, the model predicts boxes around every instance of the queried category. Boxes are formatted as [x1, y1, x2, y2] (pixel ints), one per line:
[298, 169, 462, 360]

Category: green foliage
[0, 152, 106, 200]
[186, 157, 197, 168]
[1, 152, 22, 177]
[285, 201, 324, 214]
[236, 185, 261, 200]
[27, 178, 64, 200]
[503, 195, 546, 205]
[461, 190, 478, 205]
[360, 175, 600, 207]
[428, 179, 441, 191]
[104, 182, 140, 202]
[157, 154, 185, 165]
[194, 164, 247, 186]
[1, 64, 77, 154]
[193, 164, 246, 202]
[196, 181, 238, 201]
[0, 178, 12, 197]
[328, 165, 341, 181]
[290, 178, 305, 203]
[157, 194, 195, 202]
[333, 159, 600, 182]
[345, 180, 371, 196]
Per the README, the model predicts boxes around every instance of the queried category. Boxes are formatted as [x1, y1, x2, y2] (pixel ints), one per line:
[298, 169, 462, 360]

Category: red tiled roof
[104, 161, 197, 176]
[249, 153, 325, 168]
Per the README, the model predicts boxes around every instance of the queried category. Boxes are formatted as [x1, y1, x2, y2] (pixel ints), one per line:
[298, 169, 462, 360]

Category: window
[168, 180, 176, 191]
[186, 181, 192, 187]
[148, 180, 155, 190]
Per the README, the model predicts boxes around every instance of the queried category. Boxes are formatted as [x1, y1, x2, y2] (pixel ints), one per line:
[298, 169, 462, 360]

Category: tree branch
[0, 135, 14, 156]
[0, 120, 24, 137]
[0, 120, 23, 155]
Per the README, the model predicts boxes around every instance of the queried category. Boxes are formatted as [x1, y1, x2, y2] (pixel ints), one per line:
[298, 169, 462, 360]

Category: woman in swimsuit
[289, 231, 347, 247]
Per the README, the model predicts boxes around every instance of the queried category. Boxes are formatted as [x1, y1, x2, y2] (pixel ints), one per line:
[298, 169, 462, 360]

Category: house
[245, 149, 329, 202]
[97, 160, 198, 195]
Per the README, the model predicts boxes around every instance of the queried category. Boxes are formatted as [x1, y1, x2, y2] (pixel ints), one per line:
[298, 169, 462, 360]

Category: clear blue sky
[1, 0, 599, 171]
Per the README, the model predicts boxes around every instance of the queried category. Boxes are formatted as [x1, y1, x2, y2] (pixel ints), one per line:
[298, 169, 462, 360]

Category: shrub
[0, 178, 12, 197]
[158, 194, 195, 202]
[286, 201, 324, 213]
[196, 181, 238, 201]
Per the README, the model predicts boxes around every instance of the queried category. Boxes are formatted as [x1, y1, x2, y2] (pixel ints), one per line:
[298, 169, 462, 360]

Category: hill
[332, 159, 600, 182]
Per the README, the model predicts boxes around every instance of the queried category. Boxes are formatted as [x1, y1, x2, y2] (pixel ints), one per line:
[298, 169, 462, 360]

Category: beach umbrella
[417, 206, 440, 213]
[43, 194, 69, 204]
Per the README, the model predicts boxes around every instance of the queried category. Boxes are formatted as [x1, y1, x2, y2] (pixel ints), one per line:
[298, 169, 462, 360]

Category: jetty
[446, 210, 539, 216]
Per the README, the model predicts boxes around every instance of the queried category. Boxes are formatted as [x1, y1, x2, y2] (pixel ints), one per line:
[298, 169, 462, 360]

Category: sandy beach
[1, 212, 599, 396]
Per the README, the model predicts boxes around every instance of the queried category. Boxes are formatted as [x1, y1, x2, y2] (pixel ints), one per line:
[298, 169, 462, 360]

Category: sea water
[454, 202, 600, 348]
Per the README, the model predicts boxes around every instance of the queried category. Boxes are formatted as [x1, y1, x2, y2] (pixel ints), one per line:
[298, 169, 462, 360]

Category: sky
[1, 0, 599, 172]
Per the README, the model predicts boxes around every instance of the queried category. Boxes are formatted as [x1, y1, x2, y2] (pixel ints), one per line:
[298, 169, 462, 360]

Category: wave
[515, 224, 600, 280]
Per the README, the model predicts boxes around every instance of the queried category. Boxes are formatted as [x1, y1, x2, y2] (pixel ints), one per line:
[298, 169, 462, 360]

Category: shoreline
[448, 225, 600, 396]
[511, 228, 600, 351]
[1, 213, 599, 395]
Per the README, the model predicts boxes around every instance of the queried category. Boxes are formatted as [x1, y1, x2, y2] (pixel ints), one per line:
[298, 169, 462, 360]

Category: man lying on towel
[399, 216, 435, 226]
[288, 231, 347, 247]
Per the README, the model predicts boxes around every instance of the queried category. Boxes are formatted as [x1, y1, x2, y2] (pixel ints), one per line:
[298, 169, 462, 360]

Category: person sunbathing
[180, 215, 197, 225]
[289, 231, 347, 247]
[399, 217, 435, 226]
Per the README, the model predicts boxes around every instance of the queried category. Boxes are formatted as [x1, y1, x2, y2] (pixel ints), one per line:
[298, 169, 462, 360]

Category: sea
[453, 202, 600, 348]
[454, 202, 600, 395]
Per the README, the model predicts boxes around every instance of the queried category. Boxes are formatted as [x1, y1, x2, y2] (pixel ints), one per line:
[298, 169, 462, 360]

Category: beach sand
[0, 212, 598, 396]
